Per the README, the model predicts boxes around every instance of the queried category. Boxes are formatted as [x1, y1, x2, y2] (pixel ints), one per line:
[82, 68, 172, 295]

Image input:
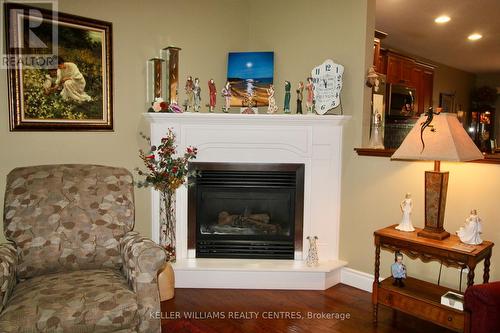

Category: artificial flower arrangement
[148, 97, 183, 113]
[136, 129, 197, 259]
[136, 128, 198, 192]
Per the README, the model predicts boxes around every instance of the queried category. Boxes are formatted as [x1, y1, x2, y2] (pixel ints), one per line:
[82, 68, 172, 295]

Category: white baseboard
[340, 267, 377, 292]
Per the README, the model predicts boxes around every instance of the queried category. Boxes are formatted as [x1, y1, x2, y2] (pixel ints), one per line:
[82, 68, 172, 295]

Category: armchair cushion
[121, 231, 167, 333]
[4, 165, 135, 279]
[0, 269, 138, 333]
[0, 244, 17, 313]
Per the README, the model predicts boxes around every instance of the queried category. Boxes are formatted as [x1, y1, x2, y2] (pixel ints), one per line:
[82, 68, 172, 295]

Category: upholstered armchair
[0, 165, 167, 333]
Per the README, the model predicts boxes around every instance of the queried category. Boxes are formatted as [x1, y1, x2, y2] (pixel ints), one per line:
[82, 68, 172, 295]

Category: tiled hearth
[144, 112, 350, 289]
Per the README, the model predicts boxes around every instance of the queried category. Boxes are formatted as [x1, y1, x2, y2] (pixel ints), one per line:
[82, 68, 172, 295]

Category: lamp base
[417, 228, 450, 240]
[419, 169, 450, 240]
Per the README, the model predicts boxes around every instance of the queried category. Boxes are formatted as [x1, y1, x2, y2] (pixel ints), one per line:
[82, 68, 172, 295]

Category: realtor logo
[1, 0, 59, 69]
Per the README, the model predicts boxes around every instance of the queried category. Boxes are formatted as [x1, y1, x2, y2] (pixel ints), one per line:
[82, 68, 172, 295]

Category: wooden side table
[372, 225, 494, 332]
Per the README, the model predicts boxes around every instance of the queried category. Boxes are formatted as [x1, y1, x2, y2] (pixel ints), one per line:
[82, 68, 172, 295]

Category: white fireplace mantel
[143, 112, 350, 290]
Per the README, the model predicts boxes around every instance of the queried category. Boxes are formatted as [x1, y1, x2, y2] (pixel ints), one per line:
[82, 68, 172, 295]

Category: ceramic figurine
[283, 81, 291, 113]
[306, 236, 319, 267]
[208, 79, 216, 112]
[396, 193, 415, 232]
[221, 81, 232, 113]
[391, 252, 406, 287]
[305, 77, 314, 113]
[266, 84, 278, 114]
[193, 77, 201, 112]
[185, 76, 194, 112]
[457, 210, 483, 245]
[296, 81, 304, 114]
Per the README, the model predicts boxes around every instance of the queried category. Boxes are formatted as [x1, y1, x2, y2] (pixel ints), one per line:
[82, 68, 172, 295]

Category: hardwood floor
[161, 284, 456, 333]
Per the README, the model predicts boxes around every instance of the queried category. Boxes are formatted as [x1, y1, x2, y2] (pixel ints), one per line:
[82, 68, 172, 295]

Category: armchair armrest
[464, 282, 500, 333]
[0, 243, 18, 313]
[465, 281, 500, 307]
[120, 231, 167, 333]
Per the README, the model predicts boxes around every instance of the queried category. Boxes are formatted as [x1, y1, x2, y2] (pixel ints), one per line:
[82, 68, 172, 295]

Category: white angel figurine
[395, 193, 415, 232]
[457, 210, 483, 245]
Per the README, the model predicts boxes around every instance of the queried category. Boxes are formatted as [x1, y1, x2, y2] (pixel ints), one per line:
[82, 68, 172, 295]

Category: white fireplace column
[144, 113, 350, 290]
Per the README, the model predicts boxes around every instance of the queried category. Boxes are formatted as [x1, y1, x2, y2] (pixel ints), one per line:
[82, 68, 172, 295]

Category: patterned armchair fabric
[0, 244, 17, 314]
[0, 165, 166, 333]
[4, 164, 135, 279]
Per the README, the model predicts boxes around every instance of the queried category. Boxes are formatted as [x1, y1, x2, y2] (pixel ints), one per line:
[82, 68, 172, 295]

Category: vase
[159, 189, 176, 262]
[158, 263, 175, 301]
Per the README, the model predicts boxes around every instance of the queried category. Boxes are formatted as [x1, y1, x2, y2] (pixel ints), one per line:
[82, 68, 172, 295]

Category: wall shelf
[354, 148, 500, 165]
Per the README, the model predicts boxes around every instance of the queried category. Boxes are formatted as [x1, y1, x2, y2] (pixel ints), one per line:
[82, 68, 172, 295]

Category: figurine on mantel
[296, 81, 304, 114]
[193, 77, 201, 112]
[391, 252, 406, 287]
[396, 193, 415, 232]
[457, 209, 483, 245]
[305, 77, 314, 113]
[283, 81, 291, 113]
[306, 236, 319, 267]
[221, 81, 232, 113]
[266, 84, 278, 114]
[208, 79, 216, 112]
[185, 76, 194, 112]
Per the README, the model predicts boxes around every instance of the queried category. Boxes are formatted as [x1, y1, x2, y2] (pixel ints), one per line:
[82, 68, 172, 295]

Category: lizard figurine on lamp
[420, 107, 441, 153]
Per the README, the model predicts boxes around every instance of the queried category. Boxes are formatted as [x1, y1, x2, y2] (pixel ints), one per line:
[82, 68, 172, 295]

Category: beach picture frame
[227, 51, 274, 108]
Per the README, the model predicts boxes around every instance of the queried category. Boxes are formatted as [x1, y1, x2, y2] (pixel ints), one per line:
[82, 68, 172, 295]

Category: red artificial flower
[172, 166, 178, 173]
[160, 102, 167, 109]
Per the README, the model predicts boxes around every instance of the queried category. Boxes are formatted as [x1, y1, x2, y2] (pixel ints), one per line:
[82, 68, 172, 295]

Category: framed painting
[439, 92, 455, 114]
[4, 3, 113, 131]
[227, 51, 274, 107]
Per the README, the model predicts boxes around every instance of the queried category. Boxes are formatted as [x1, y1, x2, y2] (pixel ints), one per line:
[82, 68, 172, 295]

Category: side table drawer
[378, 287, 464, 331]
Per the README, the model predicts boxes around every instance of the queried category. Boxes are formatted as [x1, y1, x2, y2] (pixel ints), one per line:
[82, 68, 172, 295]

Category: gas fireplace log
[217, 211, 271, 225]
[247, 213, 270, 224]
[217, 211, 235, 225]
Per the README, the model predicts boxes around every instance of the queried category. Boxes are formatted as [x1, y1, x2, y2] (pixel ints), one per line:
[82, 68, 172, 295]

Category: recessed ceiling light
[468, 33, 482, 41]
[434, 15, 451, 24]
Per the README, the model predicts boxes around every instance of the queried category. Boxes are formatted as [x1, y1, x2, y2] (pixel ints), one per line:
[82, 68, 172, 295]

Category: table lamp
[391, 111, 484, 240]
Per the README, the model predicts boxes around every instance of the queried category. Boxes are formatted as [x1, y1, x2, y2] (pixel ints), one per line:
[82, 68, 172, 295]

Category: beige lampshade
[391, 112, 484, 162]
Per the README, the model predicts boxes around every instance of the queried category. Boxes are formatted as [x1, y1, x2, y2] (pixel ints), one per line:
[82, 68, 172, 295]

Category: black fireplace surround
[188, 163, 304, 259]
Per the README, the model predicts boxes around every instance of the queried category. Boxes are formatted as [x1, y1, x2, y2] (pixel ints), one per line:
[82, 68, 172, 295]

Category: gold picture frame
[5, 3, 113, 131]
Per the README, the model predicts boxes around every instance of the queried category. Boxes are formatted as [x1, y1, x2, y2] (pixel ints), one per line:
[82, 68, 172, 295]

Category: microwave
[387, 84, 417, 117]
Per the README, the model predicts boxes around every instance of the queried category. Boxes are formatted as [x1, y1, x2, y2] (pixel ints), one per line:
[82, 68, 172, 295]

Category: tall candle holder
[161, 46, 181, 105]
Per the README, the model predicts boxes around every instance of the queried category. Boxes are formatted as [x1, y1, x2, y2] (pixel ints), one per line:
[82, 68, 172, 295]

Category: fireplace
[144, 112, 349, 289]
[188, 163, 304, 259]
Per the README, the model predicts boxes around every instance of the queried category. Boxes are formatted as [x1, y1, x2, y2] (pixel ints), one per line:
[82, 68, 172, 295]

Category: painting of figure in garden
[5, 3, 113, 130]
[23, 24, 105, 120]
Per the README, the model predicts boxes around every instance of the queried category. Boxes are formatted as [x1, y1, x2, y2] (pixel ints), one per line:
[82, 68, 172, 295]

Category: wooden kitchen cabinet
[373, 39, 387, 73]
[421, 69, 434, 112]
[382, 51, 435, 115]
[387, 53, 415, 85]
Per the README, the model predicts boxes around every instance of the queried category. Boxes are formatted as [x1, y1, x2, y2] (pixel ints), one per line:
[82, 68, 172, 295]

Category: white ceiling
[376, 0, 500, 74]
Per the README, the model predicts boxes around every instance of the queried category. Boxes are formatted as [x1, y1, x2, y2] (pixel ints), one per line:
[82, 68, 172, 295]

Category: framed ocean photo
[227, 51, 274, 108]
[4, 3, 113, 131]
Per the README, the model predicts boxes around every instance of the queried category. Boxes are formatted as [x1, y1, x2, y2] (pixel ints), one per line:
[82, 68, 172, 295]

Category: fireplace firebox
[188, 163, 304, 259]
